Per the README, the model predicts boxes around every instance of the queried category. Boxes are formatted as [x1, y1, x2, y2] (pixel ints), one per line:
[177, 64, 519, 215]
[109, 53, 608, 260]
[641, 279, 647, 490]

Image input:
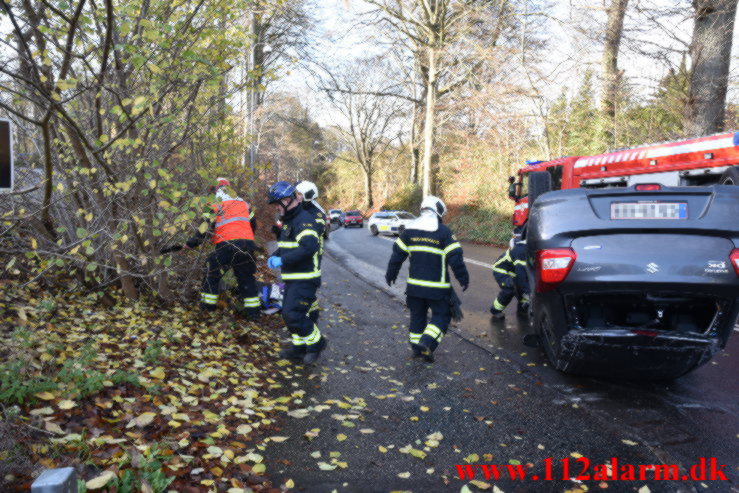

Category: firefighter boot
[489, 307, 505, 320]
[278, 344, 306, 361]
[417, 340, 434, 363]
[303, 337, 328, 364]
[411, 344, 424, 358]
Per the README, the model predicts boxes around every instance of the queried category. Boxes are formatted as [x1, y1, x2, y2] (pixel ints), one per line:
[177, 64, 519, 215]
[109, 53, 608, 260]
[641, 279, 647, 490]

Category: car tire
[719, 166, 739, 185]
[370, 225, 379, 236]
[533, 301, 573, 374]
[359, 222, 363, 228]
[528, 171, 552, 206]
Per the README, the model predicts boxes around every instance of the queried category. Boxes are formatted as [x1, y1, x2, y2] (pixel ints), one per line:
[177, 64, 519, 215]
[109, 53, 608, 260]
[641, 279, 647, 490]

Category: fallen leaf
[35, 392, 55, 401]
[269, 436, 289, 443]
[150, 367, 166, 379]
[252, 463, 266, 474]
[397, 472, 411, 479]
[44, 421, 64, 435]
[621, 439, 638, 446]
[336, 433, 347, 442]
[317, 462, 337, 471]
[470, 480, 491, 490]
[57, 400, 76, 410]
[129, 412, 156, 428]
[30, 407, 54, 416]
[86, 470, 116, 490]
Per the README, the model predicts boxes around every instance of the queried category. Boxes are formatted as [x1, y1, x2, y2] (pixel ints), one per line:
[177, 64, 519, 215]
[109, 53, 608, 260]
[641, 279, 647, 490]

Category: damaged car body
[526, 179, 739, 379]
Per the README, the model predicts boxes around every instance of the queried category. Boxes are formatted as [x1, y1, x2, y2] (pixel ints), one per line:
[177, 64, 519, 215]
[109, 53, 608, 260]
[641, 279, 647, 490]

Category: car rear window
[347, 211, 361, 216]
[397, 212, 414, 219]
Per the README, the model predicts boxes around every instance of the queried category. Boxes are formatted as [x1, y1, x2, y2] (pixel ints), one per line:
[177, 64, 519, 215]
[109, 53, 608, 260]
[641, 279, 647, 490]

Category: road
[303, 223, 739, 491]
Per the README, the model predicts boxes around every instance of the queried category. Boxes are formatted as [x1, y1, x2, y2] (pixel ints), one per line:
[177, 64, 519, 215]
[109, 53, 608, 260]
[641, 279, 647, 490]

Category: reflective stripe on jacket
[211, 199, 255, 244]
[386, 223, 469, 300]
[275, 206, 322, 281]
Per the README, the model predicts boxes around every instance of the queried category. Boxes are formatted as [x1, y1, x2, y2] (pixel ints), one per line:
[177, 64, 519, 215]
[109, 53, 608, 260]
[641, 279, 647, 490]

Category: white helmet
[420, 195, 447, 218]
[296, 181, 319, 201]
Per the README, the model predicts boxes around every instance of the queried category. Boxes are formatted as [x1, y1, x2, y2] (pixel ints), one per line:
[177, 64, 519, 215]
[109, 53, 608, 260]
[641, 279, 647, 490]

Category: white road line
[376, 234, 493, 269]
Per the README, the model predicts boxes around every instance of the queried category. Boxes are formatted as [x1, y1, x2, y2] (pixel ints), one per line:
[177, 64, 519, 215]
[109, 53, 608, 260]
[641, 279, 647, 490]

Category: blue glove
[267, 256, 283, 269]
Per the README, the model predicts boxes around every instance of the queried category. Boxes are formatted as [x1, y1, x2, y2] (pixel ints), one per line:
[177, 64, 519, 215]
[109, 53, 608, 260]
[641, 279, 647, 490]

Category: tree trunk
[363, 165, 374, 209]
[600, 0, 629, 146]
[409, 104, 419, 184]
[685, 0, 738, 135]
[421, 46, 438, 197]
[40, 118, 55, 238]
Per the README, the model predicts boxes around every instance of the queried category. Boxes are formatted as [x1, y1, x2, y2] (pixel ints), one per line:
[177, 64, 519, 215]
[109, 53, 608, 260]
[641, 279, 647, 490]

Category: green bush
[383, 183, 423, 213]
[449, 204, 512, 245]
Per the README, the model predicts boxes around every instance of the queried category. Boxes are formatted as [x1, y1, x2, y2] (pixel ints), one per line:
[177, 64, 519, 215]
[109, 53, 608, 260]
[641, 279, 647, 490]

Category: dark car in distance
[343, 210, 364, 228]
[525, 174, 739, 379]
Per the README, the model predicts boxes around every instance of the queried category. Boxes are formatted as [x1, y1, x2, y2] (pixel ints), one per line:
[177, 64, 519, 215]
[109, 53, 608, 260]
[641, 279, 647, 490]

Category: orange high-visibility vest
[211, 199, 254, 244]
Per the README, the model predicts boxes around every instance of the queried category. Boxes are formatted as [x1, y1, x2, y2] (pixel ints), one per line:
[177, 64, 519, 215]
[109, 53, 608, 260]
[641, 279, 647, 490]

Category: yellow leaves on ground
[336, 433, 347, 442]
[34, 391, 55, 401]
[149, 367, 166, 380]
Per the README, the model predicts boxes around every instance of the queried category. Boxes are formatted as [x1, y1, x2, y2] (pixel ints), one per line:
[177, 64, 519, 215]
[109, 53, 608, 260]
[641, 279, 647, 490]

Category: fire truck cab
[509, 132, 739, 226]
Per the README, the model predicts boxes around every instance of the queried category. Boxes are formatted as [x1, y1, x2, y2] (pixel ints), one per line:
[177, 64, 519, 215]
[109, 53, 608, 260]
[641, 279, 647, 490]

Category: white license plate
[611, 202, 687, 220]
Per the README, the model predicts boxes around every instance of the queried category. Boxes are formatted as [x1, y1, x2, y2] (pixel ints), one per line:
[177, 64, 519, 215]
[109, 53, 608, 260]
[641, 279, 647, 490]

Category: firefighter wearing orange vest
[183, 178, 260, 317]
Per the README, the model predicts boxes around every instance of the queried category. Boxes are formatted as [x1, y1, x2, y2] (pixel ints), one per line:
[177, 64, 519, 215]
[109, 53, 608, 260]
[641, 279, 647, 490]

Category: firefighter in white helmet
[295, 181, 328, 324]
[385, 196, 469, 362]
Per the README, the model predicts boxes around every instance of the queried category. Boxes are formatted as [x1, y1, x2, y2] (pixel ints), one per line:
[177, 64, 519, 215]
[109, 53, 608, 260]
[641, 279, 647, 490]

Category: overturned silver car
[525, 177, 739, 379]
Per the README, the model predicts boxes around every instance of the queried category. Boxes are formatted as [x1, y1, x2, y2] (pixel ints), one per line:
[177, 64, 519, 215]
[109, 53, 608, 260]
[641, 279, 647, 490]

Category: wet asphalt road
[261, 223, 739, 492]
[270, 224, 739, 491]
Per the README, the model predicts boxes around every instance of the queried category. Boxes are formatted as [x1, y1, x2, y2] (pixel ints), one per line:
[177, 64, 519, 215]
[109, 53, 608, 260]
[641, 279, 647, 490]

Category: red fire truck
[509, 131, 739, 226]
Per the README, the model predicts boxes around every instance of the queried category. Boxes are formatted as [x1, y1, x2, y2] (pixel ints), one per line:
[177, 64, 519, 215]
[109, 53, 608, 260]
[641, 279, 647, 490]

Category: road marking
[376, 234, 493, 269]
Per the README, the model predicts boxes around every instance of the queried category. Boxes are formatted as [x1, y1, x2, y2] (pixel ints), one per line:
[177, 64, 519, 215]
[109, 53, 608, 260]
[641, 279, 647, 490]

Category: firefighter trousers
[282, 279, 323, 350]
[201, 240, 260, 314]
[407, 295, 451, 353]
[491, 272, 524, 312]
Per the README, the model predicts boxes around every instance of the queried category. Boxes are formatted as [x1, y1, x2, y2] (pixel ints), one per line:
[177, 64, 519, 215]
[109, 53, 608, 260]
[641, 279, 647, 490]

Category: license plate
[611, 202, 687, 220]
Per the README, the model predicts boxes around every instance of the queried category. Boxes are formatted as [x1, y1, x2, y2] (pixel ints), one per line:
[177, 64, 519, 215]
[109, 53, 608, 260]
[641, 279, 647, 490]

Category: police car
[368, 211, 416, 236]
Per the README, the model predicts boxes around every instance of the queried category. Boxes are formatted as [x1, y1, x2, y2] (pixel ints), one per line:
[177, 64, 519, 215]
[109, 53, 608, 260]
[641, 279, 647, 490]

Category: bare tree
[685, 0, 738, 135]
[362, 0, 492, 196]
[321, 58, 404, 208]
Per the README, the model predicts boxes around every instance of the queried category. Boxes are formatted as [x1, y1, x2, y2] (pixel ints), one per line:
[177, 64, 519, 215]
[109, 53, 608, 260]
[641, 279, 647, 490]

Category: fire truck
[509, 131, 739, 226]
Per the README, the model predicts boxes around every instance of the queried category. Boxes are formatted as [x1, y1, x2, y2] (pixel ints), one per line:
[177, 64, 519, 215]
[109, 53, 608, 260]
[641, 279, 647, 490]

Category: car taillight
[536, 248, 576, 292]
[635, 183, 661, 191]
[731, 249, 739, 276]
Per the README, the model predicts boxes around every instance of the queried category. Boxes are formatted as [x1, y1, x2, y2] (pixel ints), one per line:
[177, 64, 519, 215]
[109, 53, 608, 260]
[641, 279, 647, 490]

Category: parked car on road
[328, 209, 343, 224]
[343, 210, 364, 228]
[526, 172, 739, 379]
[368, 211, 416, 236]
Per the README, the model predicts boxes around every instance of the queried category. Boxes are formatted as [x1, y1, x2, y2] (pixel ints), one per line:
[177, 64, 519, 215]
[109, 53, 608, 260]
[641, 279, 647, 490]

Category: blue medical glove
[267, 256, 283, 269]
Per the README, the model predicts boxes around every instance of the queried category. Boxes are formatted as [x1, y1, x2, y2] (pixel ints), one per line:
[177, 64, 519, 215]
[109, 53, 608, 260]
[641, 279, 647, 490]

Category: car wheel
[533, 302, 573, 373]
[528, 171, 552, 206]
[370, 225, 379, 236]
[719, 166, 739, 185]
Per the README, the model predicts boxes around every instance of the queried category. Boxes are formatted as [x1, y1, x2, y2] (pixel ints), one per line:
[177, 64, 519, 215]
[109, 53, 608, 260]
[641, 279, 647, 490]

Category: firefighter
[183, 178, 261, 318]
[385, 196, 469, 362]
[267, 181, 327, 364]
[295, 180, 326, 324]
[490, 228, 530, 319]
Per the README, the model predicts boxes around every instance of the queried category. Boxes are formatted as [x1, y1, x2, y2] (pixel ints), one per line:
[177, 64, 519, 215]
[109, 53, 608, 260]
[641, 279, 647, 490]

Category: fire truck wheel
[719, 166, 739, 185]
[528, 171, 552, 206]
